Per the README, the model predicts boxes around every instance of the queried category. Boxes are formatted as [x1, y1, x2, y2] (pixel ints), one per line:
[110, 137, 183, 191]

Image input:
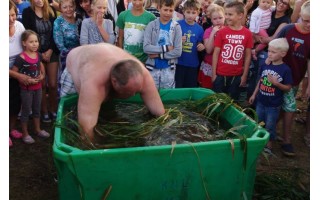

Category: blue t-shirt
[257, 63, 293, 107]
[177, 19, 204, 68]
[155, 20, 172, 69]
[16, 1, 30, 22]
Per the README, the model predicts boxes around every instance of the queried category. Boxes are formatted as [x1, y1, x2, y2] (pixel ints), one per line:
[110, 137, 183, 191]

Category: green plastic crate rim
[53, 88, 269, 200]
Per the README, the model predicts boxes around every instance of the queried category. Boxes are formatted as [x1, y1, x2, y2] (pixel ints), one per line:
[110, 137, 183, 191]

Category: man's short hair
[224, 1, 244, 14]
[269, 38, 289, 52]
[159, 0, 176, 8]
[182, 0, 201, 12]
[111, 59, 143, 86]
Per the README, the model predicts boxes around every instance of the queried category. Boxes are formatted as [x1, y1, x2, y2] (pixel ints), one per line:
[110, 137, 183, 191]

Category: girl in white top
[249, 0, 275, 60]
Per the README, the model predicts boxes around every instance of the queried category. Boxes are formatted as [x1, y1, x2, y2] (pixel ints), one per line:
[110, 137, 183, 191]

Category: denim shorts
[256, 102, 281, 141]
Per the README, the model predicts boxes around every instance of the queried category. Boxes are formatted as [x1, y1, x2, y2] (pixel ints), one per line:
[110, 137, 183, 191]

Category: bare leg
[46, 61, 59, 114]
[33, 117, 42, 133]
[9, 114, 18, 132]
[282, 111, 294, 144]
[21, 121, 29, 138]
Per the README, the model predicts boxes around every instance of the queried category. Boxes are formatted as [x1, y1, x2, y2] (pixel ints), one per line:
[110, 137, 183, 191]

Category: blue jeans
[256, 102, 281, 141]
[213, 75, 241, 101]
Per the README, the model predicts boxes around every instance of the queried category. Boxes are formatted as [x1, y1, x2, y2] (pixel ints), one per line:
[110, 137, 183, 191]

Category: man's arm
[77, 82, 106, 143]
[140, 72, 165, 117]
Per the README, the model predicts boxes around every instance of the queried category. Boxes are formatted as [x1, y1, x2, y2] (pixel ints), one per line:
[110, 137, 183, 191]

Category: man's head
[110, 59, 144, 99]
[299, 0, 310, 33]
[268, 38, 289, 62]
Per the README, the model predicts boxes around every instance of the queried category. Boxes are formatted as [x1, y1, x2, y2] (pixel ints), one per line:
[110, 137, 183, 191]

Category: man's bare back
[64, 44, 165, 144]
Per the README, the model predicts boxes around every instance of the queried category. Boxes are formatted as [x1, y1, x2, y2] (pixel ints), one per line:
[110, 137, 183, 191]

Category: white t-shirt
[9, 20, 25, 69]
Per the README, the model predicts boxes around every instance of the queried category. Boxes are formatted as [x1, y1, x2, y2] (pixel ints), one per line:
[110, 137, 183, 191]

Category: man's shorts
[282, 86, 298, 112]
[60, 68, 77, 97]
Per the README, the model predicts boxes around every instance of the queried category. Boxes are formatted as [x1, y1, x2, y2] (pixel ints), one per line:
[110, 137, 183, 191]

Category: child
[212, 1, 253, 101]
[275, 0, 310, 156]
[116, 0, 156, 63]
[80, 0, 115, 45]
[175, 0, 204, 88]
[12, 30, 50, 144]
[143, 0, 182, 89]
[249, 38, 293, 155]
[249, 0, 274, 60]
[198, 3, 225, 89]
[197, 0, 213, 30]
[144, 0, 160, 17]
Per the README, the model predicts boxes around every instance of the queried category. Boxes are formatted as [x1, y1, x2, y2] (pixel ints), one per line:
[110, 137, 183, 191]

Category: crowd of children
[9, 0, 310, 158]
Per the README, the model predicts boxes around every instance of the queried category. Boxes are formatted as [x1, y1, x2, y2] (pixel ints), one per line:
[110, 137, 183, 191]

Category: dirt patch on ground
[9, 99, 310, 200]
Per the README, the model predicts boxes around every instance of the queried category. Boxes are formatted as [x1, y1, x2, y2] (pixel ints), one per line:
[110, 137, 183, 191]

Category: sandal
[10, 129, 23, 139]
[295, 117, 307, 124]
[37, 130, 50, 138]
[23, 135, 35, 144]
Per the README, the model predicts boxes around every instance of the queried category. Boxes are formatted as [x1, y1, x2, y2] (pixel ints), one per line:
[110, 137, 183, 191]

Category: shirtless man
[60, 43, 165, 143]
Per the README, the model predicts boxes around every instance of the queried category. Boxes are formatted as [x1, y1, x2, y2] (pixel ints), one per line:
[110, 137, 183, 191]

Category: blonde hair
[300, 0, 310, 16]
[206, 2, 224, 17]
[30, 0, 55, 21]
[145, 0, 159, 9]
[269, 38, 289, 52]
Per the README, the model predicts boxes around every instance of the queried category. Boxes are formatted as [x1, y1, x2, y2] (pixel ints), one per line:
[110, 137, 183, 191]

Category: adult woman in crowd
[256, 0, 294, 63]
[9, 0, 30, 146]
[22, 0, 60, 122]
[53, 0, 81, 77]
[75, 0, 92, 19]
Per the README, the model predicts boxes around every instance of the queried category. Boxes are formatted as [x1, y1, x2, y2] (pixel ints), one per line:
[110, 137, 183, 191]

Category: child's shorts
[282, 87, 298, 112]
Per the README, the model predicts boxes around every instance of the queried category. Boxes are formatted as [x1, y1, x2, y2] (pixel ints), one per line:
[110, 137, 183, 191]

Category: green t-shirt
[116, 10, 156, 63]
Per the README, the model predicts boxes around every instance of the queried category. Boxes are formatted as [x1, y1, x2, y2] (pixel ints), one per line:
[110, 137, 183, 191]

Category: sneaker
[41, 114, 52, 123]
[263, 147, 276, 157]
[9, 138, 13, 147]
[276, 136, 284, 142]
[281, 144, 295, 156]
[37, 130, 50, 138]
[10, 129, 23, 139]
[23, 135, 35, 144]
[50, 112, 57, 121]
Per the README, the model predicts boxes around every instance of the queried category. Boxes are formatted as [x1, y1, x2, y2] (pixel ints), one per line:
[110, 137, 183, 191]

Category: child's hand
[267, 74, 278, 85]
[96, 12, 104, 27]
[248, 95, 255, 104]
[212, 74, 217, 83]
[265, 58, 271, 65]
[36, 73, 45, 81]
[182, 36, 187, 43]
[212, 26, 221, 34]
[197, 43, 205, 51]
[167, 45, 174, 51]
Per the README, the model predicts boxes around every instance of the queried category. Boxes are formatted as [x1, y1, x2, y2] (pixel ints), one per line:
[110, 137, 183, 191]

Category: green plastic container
[53, 88, 269, 200]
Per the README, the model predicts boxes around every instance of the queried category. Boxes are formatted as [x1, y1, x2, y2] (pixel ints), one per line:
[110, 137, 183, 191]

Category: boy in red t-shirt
[212, 1, 253, 101]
